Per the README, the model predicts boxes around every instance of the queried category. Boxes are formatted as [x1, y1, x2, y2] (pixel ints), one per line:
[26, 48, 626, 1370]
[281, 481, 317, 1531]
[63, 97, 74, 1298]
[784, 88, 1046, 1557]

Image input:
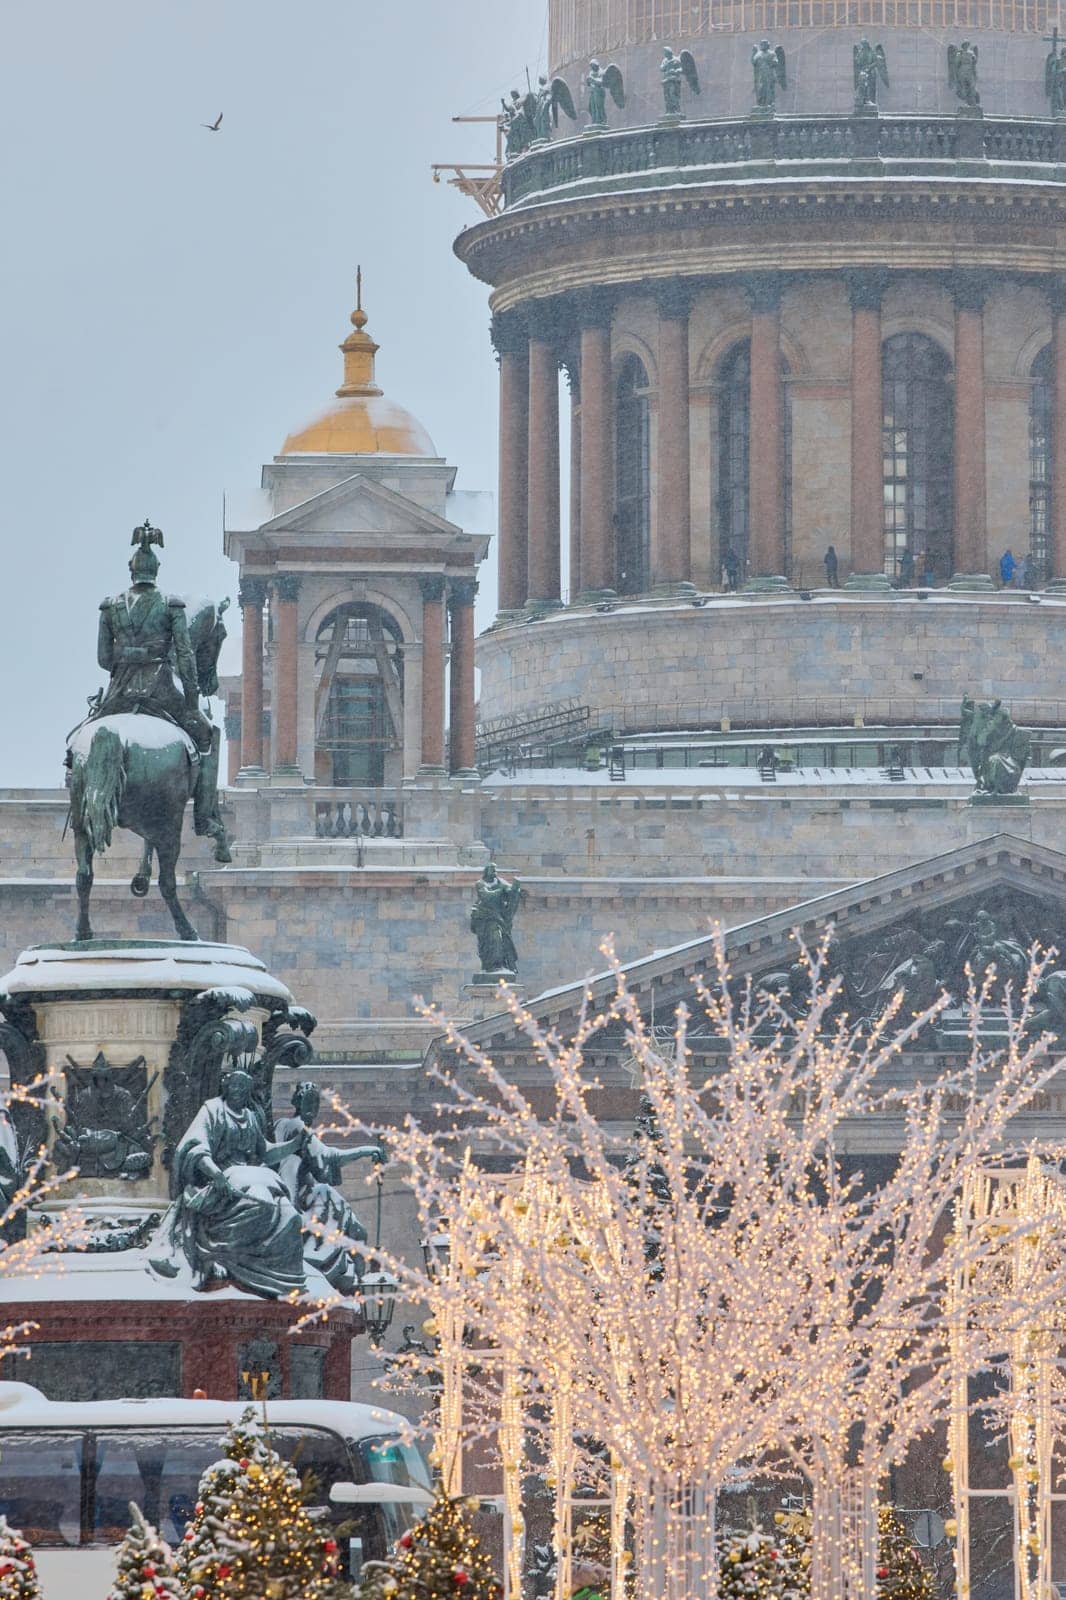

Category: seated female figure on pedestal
[158, 1068, 309, 1297]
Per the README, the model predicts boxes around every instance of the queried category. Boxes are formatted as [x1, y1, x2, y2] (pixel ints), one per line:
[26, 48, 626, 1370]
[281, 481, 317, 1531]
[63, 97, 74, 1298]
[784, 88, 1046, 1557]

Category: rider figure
[87, 521, 230, 863]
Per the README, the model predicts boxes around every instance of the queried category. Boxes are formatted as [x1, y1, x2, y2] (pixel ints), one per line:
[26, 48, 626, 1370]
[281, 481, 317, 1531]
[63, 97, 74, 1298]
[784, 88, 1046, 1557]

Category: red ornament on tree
[399, 1532, 413, 1550]
[144, 1563, 156, 1577]
[877, 1566, 890, 1579]
[218, 1563, 231, 1579]
[323, 1538, 338, 1553]
[453, 1568, 470, 1586]
[238, 1458, 249, 1470]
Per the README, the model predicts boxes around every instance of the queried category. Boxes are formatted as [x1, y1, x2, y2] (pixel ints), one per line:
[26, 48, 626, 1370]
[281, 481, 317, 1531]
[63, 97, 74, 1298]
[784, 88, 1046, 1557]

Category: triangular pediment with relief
[257, 474, 466, 544]
[443, 834, 1066, 1069]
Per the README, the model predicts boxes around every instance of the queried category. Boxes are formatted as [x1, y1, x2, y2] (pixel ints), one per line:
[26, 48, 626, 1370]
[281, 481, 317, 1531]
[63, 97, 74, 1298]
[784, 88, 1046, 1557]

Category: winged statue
[530, 74, 578, 142]
[585, 59, 625, 128]
[751, 40, 787, 109]
[947, 41, 980, 106]
[661, 46, 701, 117]
[853, 38, 888, 110]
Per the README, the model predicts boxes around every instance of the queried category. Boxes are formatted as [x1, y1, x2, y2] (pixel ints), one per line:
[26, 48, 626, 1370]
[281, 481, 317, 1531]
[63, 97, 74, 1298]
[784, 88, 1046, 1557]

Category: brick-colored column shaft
[656, 310, 691, 586]
[527, 337, 561, 602]
[1052, 304, 1066, 582]
[239, 587, 265, 771]
[420, 585, 446, 769]
[850, 304, 884, 575]
[570, 392, 582, 601]
[498, 347, 530, 612]
[273, 590, 299, 771]
[953, 302, 988, 575]
[449, 590, 477, 774]
[748, 304, 785, 578]
[579, 323, 614, 593]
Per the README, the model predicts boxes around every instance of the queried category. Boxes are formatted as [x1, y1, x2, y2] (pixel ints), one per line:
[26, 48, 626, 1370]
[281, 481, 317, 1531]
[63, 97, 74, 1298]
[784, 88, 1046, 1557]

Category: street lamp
[362, 1262, 399, 1346]
[421, 1227, 452, 1280]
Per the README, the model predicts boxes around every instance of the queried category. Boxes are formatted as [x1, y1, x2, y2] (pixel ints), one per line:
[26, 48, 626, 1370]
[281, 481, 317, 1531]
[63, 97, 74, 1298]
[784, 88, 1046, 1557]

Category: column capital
[238, 575, 268, 610]
[273, 574, 301, 603]
[448, 577, 479, 610]
[843, 268, 889, 310]
[654, 278, 696, 322]
[419, 574, 447, 604]
[574, 287, 615, 331]
[950, 270, 992, 312]
[526, 298, 568, 348]
[741, 271, 785, 313]
[490, 309, 528, 359]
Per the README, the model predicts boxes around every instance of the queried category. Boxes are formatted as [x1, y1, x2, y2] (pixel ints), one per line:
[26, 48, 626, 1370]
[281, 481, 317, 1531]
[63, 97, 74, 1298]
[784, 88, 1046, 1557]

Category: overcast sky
[0, 1, 548, 784]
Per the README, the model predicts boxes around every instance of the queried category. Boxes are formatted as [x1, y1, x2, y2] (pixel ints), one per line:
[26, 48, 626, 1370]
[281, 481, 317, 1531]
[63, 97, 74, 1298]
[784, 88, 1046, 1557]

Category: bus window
[269, 1426, 351, 1508]
[357, 1436, 432, 1492]
[0, 1430, 82, 1548]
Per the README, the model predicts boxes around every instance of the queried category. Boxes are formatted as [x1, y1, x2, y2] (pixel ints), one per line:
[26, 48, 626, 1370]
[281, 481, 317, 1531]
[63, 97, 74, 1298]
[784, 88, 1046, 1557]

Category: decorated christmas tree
[875, 1507, 935, 1600]
[719, 1525, 808, 1600]
[175, 1405, 347, 1599]
[107, 1503, 182, 1600]
[356, 1486, 500, 1600]
[0, 1518, 42, 1600]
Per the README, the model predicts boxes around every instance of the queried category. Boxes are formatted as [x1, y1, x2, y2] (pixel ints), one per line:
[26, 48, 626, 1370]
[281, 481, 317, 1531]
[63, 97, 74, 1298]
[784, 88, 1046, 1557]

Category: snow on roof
[0, 1381, 407, 1439]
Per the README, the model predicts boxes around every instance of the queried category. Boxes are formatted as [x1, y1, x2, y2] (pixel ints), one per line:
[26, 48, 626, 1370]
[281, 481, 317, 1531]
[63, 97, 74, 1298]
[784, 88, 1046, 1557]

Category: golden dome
[281, 275, 437, 458]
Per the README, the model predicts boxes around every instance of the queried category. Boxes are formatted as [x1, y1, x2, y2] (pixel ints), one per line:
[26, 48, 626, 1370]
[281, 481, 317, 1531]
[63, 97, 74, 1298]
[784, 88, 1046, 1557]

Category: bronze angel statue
[947, 41, 980, 106]
[751, 39, 786, 109]
[661, 46, 700, 117]
[529, 73, 577, 142]
[585, 59, 625, 128]
[853, 38, 888, 110]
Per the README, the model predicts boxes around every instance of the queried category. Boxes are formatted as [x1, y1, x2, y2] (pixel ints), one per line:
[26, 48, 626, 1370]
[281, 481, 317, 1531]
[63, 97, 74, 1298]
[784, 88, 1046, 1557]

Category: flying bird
[201, 112, 223, 132]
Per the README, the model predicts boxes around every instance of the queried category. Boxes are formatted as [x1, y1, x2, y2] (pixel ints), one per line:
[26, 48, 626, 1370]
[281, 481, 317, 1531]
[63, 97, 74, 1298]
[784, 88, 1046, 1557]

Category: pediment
[257, 474, 465, 543]
[448, 834, 1066, 1065]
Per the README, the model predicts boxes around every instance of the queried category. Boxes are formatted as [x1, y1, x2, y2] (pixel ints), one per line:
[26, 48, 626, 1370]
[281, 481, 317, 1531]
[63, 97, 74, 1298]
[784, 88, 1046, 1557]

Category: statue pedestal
[968, 791, 1030, 807]
[0, 940, 361, 1401]
[463, 978, 527, 1022]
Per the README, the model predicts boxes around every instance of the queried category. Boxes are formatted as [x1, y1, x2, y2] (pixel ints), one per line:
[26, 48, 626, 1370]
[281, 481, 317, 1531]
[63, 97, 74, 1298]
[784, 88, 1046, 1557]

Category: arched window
[314, 603, 404, 786]
[1029, 344, 1052, 583]
[882, 333, 954, 582]
[615, 354, 651, 595]
[715, 340, 792, 584]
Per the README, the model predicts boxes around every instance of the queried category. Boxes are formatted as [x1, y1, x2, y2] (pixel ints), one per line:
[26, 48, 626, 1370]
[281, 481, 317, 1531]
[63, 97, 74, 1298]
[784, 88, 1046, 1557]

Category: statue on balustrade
[471, 861, 523, 977]
[584, 60, 625, 129]
[274, 1081, 386, 1296]
[1046, 37, 1066, 115]
[853, 38, 888, 111]
[751, 40, 787, 110]
[948, 41, 980, 107]
[154, 1068, 310, 1296]
[959, 695, 1030, 798]
[1026, 967, 1066, 1044]
[532, 74, 577, 142]
[500, 89, 532, 158]
[661, 47, 700, 118]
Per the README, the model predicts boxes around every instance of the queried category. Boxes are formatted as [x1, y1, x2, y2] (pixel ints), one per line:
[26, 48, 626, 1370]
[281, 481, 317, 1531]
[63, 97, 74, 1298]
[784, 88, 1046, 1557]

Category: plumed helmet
[129, 518, 164, 582]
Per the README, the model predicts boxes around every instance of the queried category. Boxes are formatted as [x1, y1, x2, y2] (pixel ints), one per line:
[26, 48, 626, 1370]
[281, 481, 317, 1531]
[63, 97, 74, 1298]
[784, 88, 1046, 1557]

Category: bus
[0, 1382, 431, 1596]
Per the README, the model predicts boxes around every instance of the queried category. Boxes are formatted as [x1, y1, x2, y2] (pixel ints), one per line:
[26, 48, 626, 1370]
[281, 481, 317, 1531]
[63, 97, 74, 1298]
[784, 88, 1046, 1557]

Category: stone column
[950, 273, 993, 588]
[1050, 277, 1066, 589]
[577, 291, 615, 598]
[492, 313, 530, 618]
[845, 270, 891, 590]
[271, 575, 301, 778]
[448, 578, 479, 777]
[564, 356, 582, 602]
[745, 273, 789, 588]
[419, 576, 447, 772]
[237, 576, 267, 779]
[224, 696, 241, 786]
[526, 304, 562, 609]
[655, 281, 695, 592]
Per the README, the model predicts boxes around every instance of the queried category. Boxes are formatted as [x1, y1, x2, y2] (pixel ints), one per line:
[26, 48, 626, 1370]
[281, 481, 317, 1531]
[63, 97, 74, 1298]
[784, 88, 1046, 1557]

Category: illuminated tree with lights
[353, 935, 1066, 1600]
[718, 1527, 807, 1600]
[107, 1503, 182, 1600]
[874, 1507, 934, 1600]
[357, 1486, 499, 1600]
[0, 1518, 42, 1600]
[177, 1407, 345, 1600]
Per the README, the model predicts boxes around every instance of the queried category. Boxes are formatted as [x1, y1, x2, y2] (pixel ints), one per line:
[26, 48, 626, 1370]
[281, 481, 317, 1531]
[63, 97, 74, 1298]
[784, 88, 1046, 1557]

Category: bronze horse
[68, 601, 230, 943]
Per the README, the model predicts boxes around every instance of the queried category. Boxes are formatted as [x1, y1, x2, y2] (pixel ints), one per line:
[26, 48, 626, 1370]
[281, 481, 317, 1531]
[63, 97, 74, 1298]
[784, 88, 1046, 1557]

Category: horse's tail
[79, 723, 126, 854]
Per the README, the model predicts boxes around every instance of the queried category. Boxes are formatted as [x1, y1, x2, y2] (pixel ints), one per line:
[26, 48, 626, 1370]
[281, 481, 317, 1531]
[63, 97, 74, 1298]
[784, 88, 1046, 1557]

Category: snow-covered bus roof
[0, 1382, 411, 1441]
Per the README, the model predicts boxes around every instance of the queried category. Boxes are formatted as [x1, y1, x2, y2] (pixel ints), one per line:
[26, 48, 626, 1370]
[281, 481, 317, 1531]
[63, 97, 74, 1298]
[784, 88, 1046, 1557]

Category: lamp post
[362, 1263, 399, 1347]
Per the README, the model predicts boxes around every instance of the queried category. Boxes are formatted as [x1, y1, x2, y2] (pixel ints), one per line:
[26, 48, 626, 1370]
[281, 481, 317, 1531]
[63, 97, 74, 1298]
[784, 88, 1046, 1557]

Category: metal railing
[502, 112, 1066, 208]
[575, 695, 1066, 735]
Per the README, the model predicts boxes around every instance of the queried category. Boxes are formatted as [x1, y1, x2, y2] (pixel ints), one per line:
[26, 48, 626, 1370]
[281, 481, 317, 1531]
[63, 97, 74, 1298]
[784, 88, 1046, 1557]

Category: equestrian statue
[66, 520, 231, 943]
